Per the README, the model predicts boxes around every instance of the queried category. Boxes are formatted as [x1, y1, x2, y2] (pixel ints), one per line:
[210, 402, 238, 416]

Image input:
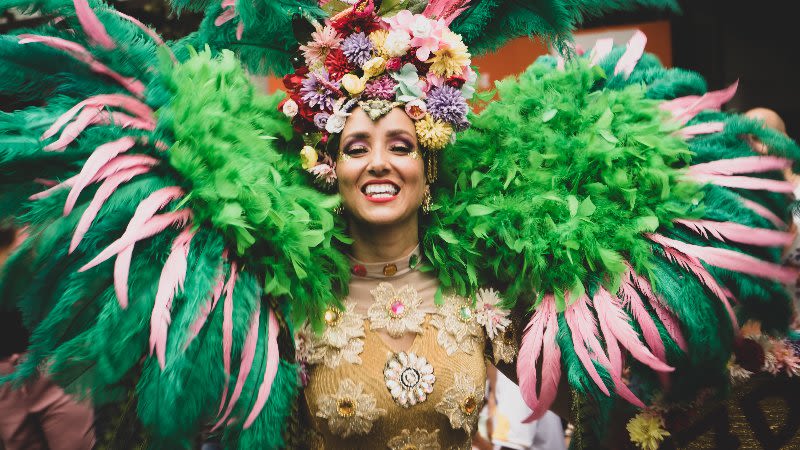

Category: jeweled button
[383, 263, 398, 276]
[352, 264, 367, 277]
[389, 300, 406, 318]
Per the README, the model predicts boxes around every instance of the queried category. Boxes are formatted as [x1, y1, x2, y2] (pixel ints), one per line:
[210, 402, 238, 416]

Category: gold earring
[334, 205, 344, 216]
[422, 188, 432, 214]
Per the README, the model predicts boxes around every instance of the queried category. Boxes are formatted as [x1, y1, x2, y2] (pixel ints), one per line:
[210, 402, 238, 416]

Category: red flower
[445, 76, 466, 89]
[385, 57, 403, 71]
[325, 48, 354, 81]
[401, 53, 430, 73]
[330, 1, 382, 35]
[283, 66, 309, 92]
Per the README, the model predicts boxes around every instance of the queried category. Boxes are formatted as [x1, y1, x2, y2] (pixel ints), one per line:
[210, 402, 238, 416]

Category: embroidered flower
[414, 114, 453, 150]
[429, 29, 470, 78]
[387, 428, 441, 450]
[299, 24, 343, 68]
[368, 282, 425, 338]
[306, 301, 365, 368]
[627, 411, 670, 450]
[430, 294, 483, 355]
[316, 378, 386, 437]
[294, 322, 316, 364]
[384, 351, 436, 407]
[435, 373, 484, 434]
[474, 288, 511, 340]
[491, 328, 518, 364]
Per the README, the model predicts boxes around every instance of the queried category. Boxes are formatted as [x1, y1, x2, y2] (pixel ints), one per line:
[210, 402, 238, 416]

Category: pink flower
[383, 10, 446, 61]
[299, 24, 343, 67]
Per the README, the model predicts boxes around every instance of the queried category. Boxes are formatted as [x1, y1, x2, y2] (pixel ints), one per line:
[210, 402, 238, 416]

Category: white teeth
[364, 183, 399, 196]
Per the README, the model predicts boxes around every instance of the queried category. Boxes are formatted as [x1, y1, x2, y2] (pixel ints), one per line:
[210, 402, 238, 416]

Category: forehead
[341, 107, 416, 139]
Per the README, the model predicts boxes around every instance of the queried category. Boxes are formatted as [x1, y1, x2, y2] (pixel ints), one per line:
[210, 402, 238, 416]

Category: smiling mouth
[362, 182, 400, 202]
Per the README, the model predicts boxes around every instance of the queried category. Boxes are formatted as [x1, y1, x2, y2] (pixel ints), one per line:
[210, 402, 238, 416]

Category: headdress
[279, 0, 476, 185]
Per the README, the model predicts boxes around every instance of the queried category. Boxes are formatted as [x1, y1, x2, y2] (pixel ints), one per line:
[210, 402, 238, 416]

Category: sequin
[368, 283, 425, 338]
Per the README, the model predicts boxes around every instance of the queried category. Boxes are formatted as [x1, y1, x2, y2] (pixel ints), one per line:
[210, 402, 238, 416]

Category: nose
[366, 148, 390, 176]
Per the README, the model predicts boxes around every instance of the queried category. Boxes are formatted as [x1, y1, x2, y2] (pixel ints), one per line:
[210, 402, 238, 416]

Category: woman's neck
[348, 216, 419, 263]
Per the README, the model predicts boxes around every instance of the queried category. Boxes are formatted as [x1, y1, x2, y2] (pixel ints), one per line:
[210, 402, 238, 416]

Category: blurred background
[2, 0, 796, 140]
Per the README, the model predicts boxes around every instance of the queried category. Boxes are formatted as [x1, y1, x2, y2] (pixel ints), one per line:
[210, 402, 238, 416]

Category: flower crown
[278, 0, 476, 186]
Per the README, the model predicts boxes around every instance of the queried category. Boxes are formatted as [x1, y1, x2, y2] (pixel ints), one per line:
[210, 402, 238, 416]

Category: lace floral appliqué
[430, 295, 483, 355]
[384, 351, 436, 407]
[368, 282, 425, 338]
[435, 372, 484, 434]
[387, 428, 441, 450]
[316, 378, 386, 437]
[304, 301, 365, 368]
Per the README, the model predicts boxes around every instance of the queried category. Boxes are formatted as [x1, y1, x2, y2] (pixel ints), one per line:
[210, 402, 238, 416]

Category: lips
[361, 180, 400, 203]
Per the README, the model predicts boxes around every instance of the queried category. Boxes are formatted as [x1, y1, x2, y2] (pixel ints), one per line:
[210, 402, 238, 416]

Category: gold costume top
[296, 247, 517, 449]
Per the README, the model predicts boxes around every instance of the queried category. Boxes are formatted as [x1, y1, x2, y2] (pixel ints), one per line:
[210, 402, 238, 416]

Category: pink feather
[243, 308, 280, 429]
[589, 38, 614, 66]
[517, 295, 551, 408]
[215, 7, 237, 26]
[627, 267, 688, 352]
[661, 81, 738, 125]
[675, 219, 793, 248]
[29, 175, 78, 200]
[217, 262, 238, 416]
[114, 246, 134, 309]
[422, 0, 471, 25]
[594, 288, 673, 372]
[688, 156, 792, 176]
[657, 243, 739, 329]
[564, 295, 611, 396]
[42, 94, 154, 140]
[213, 304, 261, 430]
[677, 121, 725, 139]
[70, 165, 153, 253]
[150, 228, 195, 368]
[183, 271, 226, 350]
[110, 9, 176, 62]
[72, 0, 115, 49]
[620, 277, 669, 386]
[689, 173, 795, 193]
[740, 198, 787, 229]
[519, 296, 561, 422]
[614, 30, 646, 78]
[63, 137, 138, 215]
[44, 106, 104, 151]
[649, 233, 798, 284]
[18, 35, 145, 96]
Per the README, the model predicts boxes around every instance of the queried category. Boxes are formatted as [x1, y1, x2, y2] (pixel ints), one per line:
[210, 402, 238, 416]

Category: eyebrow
[343, 129, 415, 141]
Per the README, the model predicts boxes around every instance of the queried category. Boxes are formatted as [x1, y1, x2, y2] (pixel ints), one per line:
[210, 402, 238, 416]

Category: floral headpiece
[278, 0, 476, 185]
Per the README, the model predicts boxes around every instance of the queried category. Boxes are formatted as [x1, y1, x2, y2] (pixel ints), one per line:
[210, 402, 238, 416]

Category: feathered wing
[0, 1, 349, 447]
[428, 32, 800, 437]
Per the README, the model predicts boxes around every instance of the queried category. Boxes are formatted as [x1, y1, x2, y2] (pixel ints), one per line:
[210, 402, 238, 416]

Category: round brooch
[384, 351, 435, 408]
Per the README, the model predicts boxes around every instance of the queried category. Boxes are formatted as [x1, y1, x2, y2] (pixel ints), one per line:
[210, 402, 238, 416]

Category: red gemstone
[352, 264, 367, 277]
[390, 300, 405, 317]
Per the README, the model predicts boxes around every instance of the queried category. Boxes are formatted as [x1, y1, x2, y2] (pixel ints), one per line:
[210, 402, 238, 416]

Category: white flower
[384, 351, 436, 408]
[435, 373, 484, 434]
[305, 301, 365, 368]
[404, 99, 427, 120]
[383, 30, 411, 58]
[430, 295, 484, 355]
[325, 113, 347, 134]
[474, 288, 511, 340]
[282, 98, 298, 117]
[387, 428, 441, 450]
[410, 15, 433, 39]
[367, 283, 425, 338]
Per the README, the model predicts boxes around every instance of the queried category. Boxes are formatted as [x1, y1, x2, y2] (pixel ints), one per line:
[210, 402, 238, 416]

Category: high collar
[348, 245, 422, 279]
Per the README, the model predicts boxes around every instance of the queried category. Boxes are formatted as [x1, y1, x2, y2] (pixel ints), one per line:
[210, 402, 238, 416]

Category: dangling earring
[334, 205, 344, 216]
[422, 186, 432, 214]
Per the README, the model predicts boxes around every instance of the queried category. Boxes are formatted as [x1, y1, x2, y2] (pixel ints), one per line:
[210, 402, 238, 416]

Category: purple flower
[341, 32, 374, 67]
[363, 75, 397, 100]
[314, 112, 330, 130]
[300, 70, 340, 111]
[426, 84, 468, 128]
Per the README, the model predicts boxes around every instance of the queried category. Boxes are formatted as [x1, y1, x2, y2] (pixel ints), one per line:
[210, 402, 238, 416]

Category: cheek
[396, 158, 425, 192]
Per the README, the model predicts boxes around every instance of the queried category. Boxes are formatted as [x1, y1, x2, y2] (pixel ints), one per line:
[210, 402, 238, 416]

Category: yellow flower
[300, 145, 318, 170]
[627, 412, 670, 450]
[369, 30, 390, 59]
[341, 74, 366, 95]
[415, 114, 453, 150]
[362, 57, 386, 79]
[429, 30, 470, 78]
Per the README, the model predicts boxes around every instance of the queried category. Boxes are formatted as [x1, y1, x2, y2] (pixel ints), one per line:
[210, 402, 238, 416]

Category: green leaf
[577, 196, 596, 217]
[467, 204, 496, 216]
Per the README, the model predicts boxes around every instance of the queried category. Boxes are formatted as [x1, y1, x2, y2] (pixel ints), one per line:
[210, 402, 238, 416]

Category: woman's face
[336, 107, 426, 228]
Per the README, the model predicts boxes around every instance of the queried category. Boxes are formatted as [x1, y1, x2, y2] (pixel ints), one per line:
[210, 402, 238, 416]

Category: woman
[1, 0, 799, 448]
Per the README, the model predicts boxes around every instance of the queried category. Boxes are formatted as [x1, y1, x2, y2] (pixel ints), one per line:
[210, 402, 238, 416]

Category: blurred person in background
[0, 223, 95, 450]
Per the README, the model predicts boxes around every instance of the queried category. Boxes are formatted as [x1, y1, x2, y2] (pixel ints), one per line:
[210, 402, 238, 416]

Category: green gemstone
[409, 254, 419, 269]
[458, 306, 473, 321]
